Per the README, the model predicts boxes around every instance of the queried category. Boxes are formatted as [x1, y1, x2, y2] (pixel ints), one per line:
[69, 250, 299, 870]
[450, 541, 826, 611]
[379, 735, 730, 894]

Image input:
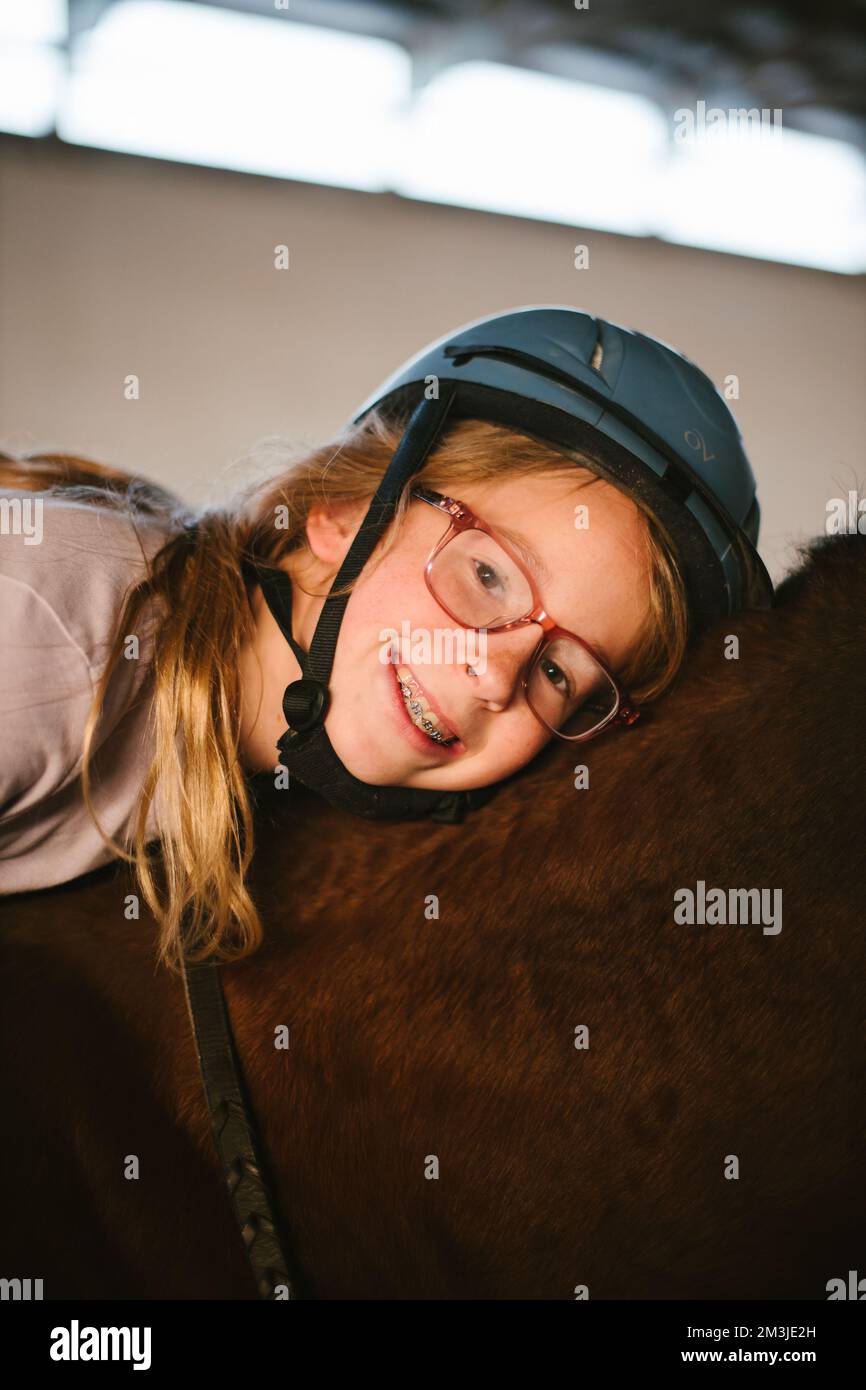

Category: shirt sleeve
[0, 572, 96, 821]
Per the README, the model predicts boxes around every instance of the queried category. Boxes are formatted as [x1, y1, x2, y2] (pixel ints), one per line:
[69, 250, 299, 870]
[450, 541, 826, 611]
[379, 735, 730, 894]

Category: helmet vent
[589, 338, 604, 373]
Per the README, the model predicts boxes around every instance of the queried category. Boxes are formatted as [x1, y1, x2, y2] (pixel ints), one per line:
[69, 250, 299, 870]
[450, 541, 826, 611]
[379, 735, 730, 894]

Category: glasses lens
[429, 528, 533, 628]
[528, 637, 619, 739]
[429, 527, 619, 740]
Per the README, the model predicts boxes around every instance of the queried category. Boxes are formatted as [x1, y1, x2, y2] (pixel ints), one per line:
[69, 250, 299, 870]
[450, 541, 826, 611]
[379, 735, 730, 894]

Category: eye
[539, 655, 573, 698]
[472, 558, 504, 592]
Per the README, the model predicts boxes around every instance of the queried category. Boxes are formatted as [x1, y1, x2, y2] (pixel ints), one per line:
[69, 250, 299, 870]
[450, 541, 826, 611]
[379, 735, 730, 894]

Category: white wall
[2, 133, 864, 584]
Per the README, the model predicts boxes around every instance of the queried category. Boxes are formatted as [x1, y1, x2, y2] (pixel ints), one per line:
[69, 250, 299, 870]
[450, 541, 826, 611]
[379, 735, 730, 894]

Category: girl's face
[239, 471, 651, 791]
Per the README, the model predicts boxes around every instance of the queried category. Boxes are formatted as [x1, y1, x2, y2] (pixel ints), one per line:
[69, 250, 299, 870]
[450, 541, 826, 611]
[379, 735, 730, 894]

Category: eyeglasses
[410, 486, 641, 743]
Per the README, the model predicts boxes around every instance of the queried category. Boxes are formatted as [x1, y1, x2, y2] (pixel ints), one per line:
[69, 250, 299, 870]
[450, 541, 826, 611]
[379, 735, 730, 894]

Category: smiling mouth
[395, 665, 459, 746]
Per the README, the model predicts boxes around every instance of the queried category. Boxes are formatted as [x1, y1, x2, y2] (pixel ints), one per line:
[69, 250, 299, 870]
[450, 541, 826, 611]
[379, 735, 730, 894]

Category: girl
[0, 306, 772, 973]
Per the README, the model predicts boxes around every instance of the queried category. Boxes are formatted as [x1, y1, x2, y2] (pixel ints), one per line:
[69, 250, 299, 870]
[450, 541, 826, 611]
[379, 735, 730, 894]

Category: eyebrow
[492, 522, 552, 584]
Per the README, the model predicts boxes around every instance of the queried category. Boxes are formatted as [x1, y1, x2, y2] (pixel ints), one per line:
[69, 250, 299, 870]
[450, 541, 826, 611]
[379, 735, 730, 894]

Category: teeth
[396, 666, 457, 745]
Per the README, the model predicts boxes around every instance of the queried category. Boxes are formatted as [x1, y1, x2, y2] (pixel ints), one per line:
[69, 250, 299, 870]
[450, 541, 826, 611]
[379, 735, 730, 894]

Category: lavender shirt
[0, 489, 175, 893]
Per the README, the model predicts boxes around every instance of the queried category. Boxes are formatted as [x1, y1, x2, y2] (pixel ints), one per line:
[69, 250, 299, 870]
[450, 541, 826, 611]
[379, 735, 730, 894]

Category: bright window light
[394, 61, 668, 236]
[58, 0, 410, 190]
[0, 0, 862, 274]
[656, 123, 866, 275]
[0, 43, 64, 135]
[0, 0, 67, 135]
[0, 0, 66, 45]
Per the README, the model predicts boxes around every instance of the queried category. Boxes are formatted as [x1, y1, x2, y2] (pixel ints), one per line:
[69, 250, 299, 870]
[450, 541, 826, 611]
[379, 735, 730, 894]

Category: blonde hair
[0, 412, 688, 972]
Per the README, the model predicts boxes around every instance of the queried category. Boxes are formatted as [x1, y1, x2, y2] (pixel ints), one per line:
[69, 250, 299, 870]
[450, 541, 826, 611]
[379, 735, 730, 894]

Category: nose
[465, 627, 540, 711]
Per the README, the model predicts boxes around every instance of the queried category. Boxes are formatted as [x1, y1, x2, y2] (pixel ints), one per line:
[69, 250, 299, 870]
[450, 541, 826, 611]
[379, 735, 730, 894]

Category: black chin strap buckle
[282, 678, 330, 737]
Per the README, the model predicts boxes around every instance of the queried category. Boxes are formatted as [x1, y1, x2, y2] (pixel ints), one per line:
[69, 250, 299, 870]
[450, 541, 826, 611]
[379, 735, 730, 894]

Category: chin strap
[253, 563, 308, 669]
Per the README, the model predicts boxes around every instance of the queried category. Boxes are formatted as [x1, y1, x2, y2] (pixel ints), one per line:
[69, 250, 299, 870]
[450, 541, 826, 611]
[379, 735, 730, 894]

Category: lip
[397, 663, 462, 740]
[383, 660, 465, 760]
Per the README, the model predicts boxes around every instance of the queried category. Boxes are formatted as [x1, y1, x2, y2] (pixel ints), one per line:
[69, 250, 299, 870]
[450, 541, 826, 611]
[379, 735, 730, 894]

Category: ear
[304, 498, 368, 569]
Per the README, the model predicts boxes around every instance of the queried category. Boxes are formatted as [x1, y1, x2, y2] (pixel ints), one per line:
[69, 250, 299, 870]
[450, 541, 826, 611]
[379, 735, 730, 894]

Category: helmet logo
[684, 429, 715, 464]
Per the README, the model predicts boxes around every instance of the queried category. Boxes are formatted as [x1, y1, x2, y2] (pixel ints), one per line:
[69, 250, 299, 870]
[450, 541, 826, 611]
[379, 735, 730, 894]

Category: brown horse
[1, 531, 864, 1300]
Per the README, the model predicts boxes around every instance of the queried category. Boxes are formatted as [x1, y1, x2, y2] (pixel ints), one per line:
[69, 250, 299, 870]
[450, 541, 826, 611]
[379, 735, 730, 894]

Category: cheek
[497, 721, 550, 773]
[347, 563, 444, 655]
[327, 565, 433, 703]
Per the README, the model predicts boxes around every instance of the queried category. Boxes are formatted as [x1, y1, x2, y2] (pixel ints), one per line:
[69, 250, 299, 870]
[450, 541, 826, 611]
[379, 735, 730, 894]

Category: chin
[326, 722, 394, 786]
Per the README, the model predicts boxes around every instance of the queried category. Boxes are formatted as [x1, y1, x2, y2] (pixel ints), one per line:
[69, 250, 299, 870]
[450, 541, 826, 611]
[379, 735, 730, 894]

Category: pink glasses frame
[410, 485, 641, 743]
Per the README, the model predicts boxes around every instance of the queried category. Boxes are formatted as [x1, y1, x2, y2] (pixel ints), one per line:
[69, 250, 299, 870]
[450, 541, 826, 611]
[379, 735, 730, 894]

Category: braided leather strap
[179, 954, 302, 1299]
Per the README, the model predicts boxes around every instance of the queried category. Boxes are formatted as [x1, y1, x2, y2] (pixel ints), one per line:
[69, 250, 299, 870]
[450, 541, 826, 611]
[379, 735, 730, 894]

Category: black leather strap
[250, 562, 310, 672]
[305, 388, 458, 683]
[180, 954, 305, 1299]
